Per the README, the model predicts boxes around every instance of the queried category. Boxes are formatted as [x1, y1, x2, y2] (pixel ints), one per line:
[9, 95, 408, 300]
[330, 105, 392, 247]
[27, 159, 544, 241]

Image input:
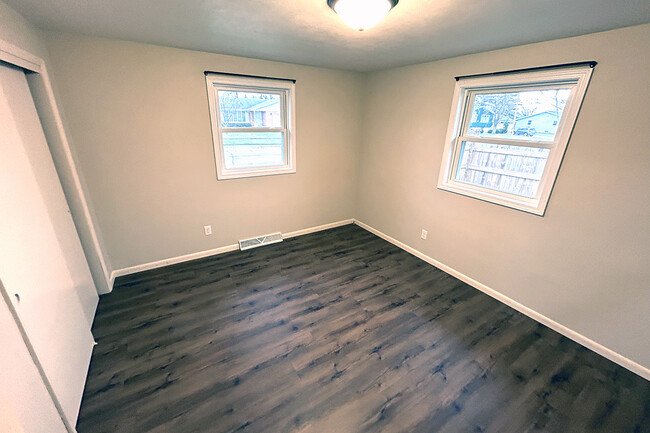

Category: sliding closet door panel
[0, 62, 94, 427]
[0, 283, 67, 433]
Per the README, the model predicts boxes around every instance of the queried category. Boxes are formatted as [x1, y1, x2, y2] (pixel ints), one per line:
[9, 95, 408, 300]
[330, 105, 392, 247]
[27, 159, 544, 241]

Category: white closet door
[0, 282, 68, 433]
[0, 62, 95, 428]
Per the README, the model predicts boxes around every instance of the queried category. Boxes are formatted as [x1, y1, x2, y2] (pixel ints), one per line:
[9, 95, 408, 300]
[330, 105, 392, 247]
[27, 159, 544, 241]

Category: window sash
[456, 135, 555, 148]
[449, 83, 575, 201]
[448, 139, 553, 202]
[214, 86, 290, 175]
[214, 86, 287, 129]
[457, 83, 577, 148]
[221, 127, 286, 133]
[220, 130, 289, 170]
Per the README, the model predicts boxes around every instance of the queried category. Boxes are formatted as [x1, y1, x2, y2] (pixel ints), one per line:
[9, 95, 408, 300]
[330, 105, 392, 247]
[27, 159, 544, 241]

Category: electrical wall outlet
[204, 225, 212, 236]
[421, 229, 428, 240]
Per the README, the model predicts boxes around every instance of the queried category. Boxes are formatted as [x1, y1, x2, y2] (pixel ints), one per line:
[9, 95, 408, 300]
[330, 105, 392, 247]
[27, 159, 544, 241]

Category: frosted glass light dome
[328, 0, 399, 31]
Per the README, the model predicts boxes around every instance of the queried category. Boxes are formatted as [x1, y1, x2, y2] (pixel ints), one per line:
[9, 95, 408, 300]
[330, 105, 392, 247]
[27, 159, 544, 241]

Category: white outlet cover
[421, 229, 428, 240]
[204, 225, 212, 236]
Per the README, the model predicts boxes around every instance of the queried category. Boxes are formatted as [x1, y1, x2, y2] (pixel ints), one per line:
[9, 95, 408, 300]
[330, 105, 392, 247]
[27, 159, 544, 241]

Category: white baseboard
[110, 243, 240, 284]
[353, 219, 650, 382]
[284, 219, 354, 239]
[107, 273, 116, 293]
[109, 219, 355, 288]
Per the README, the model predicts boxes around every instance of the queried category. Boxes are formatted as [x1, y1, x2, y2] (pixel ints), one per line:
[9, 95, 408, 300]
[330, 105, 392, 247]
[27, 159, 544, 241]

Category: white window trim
[206, 73, 296, 180]
[437, 65, 594, 215]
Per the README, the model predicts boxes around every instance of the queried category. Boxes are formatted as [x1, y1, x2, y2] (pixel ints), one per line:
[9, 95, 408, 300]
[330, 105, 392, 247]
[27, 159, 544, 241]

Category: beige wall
[44, 33, 364, 271]
[356, 24, 650, 368]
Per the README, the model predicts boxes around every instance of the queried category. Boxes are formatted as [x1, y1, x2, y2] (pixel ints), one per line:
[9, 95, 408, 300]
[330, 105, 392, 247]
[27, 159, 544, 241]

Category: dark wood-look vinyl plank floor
[76, 224, 650, 433]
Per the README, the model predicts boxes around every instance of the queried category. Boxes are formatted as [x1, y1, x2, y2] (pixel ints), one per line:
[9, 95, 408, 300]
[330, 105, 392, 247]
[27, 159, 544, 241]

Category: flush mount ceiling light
[328, 0, 399, 31]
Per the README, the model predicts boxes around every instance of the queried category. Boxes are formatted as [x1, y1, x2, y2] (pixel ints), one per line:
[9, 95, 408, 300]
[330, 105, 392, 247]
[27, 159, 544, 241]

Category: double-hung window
[437, 63, 594, 215]
[206, 73, 296, 180]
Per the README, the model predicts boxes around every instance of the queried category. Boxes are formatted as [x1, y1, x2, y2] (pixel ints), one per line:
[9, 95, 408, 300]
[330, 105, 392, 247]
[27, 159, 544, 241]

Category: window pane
[222, 131, 285, 169]
[466, 88, 571, 142]
[218, 91, 282, 128]
[455, 141, 550, 198]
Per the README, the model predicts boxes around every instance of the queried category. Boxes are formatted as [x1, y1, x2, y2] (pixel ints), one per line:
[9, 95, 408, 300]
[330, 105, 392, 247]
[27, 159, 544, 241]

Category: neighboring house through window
[437, 63, 595, 215]
[205, 73, 296, 180]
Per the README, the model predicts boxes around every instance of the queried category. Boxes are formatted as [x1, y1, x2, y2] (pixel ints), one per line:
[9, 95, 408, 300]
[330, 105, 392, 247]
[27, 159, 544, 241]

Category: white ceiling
[6, 0, 650, 71]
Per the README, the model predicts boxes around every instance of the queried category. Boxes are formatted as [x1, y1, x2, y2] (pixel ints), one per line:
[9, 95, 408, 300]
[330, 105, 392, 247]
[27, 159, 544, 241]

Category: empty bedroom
[0, 0, 649, 432]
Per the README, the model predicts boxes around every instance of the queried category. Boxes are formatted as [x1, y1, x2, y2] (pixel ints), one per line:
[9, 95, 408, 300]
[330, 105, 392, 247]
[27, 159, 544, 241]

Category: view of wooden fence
[455, 142, 550, 198]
